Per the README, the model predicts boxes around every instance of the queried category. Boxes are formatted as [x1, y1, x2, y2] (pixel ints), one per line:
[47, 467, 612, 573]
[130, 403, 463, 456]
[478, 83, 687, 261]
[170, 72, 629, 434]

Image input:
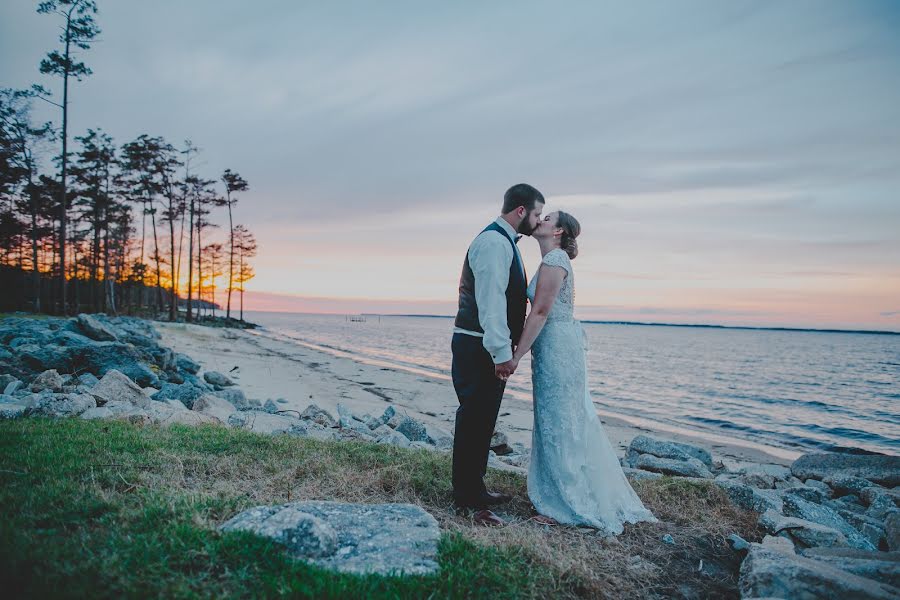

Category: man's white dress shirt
[453, 218, 526, 364]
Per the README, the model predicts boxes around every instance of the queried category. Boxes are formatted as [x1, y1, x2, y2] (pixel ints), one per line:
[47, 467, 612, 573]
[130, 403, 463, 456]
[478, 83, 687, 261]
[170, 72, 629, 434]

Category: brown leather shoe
[530, 514, 559, 526]
[473, 509, 505, 526]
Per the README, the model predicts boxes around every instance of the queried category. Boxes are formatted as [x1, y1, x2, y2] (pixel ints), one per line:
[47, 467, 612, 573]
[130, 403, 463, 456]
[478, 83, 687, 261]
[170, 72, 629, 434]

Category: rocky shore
[0, 313, 897, 596]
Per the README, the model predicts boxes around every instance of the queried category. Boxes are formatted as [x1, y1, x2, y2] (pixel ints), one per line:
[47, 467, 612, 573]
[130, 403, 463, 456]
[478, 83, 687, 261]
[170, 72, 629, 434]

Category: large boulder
[740, 543, 900, 599]
[88, 369, 151, 409]
[627, 435, 713, 468]
[220, 501, 439, 575]
[175, 353, 200, 374]
[633, 454, 714, 479]
[716, 479, 784, 513]
[145, 402, 222, 427]
[395, 416, 429, 443]
[212, 388, 254, 410]
[228, 410, 304, 435]
[76, 313, 118, 341]
[885, 512, 900, 552]
[825, 474, 879, 498]
[792, 452, 900, 487]
[782, 493, 877, 551]
[30, 369, 65, 393]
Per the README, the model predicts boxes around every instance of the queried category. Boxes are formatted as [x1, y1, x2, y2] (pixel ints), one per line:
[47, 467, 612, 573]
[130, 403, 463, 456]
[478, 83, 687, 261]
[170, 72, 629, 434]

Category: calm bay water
[245, 311, 900, 457]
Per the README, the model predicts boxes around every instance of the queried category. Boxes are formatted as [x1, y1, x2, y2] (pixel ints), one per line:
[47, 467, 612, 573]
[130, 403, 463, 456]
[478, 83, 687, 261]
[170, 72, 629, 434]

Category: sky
[2, 1, 899, 330]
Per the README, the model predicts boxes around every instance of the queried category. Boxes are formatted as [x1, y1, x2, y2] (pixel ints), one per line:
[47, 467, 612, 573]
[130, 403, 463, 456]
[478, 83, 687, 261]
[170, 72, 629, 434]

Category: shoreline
[155, 321, 799, 466]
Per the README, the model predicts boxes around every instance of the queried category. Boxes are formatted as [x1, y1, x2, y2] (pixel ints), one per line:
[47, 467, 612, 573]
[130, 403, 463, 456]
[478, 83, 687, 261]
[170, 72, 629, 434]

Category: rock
[151, 382, 206, 409]
[210, 387, 253, 410]
[740, 543, 899, 599]
[395, 416, 429, 443]
[263, 399, 279, 414]
[203, 371, 233, 387]
[227, 410, 303, 435]
[623, 467, 664, 481]
[761, 535, 796, 554]
[220, 505, 338, 558]
[792, 452, 900, 487]
[376, 431, 411, 448]
[76, 313, 118, 341]
[0, 401, 28, 419]
[782, 493, 877, 551]
[221, 501, 439, 575]
[885, 512, 900, 551]
[175, 353, 201, 374]
[146, 403, 221, 427]
[425, 424, 454, 450]
[728, 533, 751, 552]
[0, 374, 17, 390]
[661, 534, 675, 545]
[800, 547, 900, 587]
[759, 509, 850, 549]
[497, 453, 529, 468]
[386, 412, 405, 429]
[862, 488, 899, 521]
[3, 378, 23, 396]
[77, 372, 100, 388]
[634, 454, 714, 479]
[30, 369, 65, 393]
[826, 475, 879, 498]
[490, 430, 508, 449]
[27, 392, 96, 418]
[804, 478, 833, 497]
[80, 400, 148, 422]
[716, 479, 784, 513]
[627, 434, 713, 468]
[735, 472, 777, 490]
[89, 369, 151, 409]
[192, 394, 237, 423]
[300, 404, 337, 428]
[784, 486, 830, 505]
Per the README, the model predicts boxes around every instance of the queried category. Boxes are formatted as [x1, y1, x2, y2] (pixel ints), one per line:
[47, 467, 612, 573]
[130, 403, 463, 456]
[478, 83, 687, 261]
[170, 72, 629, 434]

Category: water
[245, 311, 900, 457]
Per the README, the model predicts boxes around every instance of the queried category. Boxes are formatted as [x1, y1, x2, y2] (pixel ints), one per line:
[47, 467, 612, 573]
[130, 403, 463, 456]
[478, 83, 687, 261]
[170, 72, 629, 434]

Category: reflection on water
[246, 311, 900, 456]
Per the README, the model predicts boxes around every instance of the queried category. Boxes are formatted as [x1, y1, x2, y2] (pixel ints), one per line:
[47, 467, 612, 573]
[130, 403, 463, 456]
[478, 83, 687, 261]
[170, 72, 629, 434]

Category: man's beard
[517, 215, 538, 236]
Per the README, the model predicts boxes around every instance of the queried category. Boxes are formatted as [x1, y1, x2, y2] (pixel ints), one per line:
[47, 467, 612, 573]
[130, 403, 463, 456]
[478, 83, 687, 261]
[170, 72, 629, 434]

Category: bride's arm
[511, 265, 566, 366]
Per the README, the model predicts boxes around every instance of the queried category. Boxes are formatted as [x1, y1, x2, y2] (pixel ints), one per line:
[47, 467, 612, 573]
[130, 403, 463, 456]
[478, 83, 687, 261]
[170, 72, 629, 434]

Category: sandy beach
[156, 321, 799, 467]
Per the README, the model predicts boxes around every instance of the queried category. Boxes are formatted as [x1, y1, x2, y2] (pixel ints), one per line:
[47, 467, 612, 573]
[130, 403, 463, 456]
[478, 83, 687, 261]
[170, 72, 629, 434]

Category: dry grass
[1, 419, 763, 599]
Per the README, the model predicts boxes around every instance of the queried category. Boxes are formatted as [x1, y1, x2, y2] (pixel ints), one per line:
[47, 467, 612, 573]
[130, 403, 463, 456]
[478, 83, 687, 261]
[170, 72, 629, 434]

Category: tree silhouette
[221, 168, 248, 320]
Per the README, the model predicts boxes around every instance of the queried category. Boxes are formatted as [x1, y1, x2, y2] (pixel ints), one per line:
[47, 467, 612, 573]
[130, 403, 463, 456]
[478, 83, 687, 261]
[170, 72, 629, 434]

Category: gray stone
[220, 505, 338, 558]
[490, 430, 508, 449]
[661, 534, 675, 545]
[425, 423, 454, 449]
[826, 475, 880, 498]
[800, 548, 900, 587]
[716, 479, 784, 513]
[740, 543, 900, 599]
[376, 431, 411, 448]
[28, 392, 96, 418]
[3, 379, 23, 395]
[759, 509, 850, 549]
[782, 493, 877, 551]
[192, 394, 237, 423]
[76, 313, 118, 341]
[885, 512, 900, 552]
[862, 488, 899, 521]
[634, 454, 714, 478]
[263, 399, 279, 414]
[623, 467, 664, 481]
[792, 452, 900, 487]
[175, 353, 201, 374]
[728, 533, 751, 552]
[0, 374, 17, 390]
[784, 486, 830, 505]
[211, 387, 252, 410]
[0, 403, 28, 419]
[837, 510, 888, 549]
[221, 501, 439, 575]
[395, 416, 429, 443]
[30, 369, 65, 393]
[151, 382, 206, 409]
[89, 369, 151, 409]
[386, 412, 405, 429]
[300, 404, 337, 428]
[80, 400, 148, 422]
[203, 371, 233, 387]
[804, 478, 833, 497]
[761, 535, 796, 554]
[77, 372, 100, 388]
[627, 434, 713, 468]
[227, 410, 300, 434]
[146, 403, 221, 427]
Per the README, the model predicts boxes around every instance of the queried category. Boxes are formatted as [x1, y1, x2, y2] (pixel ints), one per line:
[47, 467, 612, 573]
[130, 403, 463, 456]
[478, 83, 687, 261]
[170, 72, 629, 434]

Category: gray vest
[454, 222, 527, 345]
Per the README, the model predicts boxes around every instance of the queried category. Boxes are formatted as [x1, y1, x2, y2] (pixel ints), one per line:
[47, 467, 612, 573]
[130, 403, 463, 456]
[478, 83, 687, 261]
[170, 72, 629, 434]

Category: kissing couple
[451, 183, 657, 531]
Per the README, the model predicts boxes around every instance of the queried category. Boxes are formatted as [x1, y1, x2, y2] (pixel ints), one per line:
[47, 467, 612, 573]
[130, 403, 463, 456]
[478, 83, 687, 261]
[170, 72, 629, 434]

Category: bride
[507, 211, 657, 533]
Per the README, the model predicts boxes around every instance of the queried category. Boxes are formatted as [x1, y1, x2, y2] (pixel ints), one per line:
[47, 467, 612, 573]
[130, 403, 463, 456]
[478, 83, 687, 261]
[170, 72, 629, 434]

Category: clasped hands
[495, 350, 521, 381]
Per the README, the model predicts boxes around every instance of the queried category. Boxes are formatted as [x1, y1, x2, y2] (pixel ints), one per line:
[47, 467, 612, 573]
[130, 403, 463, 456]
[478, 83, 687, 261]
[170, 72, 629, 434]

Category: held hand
[494, 359, 517, 381]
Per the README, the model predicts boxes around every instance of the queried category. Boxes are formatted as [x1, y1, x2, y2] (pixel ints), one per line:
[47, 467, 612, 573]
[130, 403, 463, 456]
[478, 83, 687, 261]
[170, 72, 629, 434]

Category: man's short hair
[502, 183, 545, 214]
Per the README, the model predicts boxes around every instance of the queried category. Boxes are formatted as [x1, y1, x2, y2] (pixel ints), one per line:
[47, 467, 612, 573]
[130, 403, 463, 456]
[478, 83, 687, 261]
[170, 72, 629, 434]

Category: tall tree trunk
[58, 23, 71, 316]
[196, 216, 202, 319]
[186, 195, 195, 323]
[168, 196, 177, 321]
[150, 206, 163, 314]
[226, 195, 233, 319]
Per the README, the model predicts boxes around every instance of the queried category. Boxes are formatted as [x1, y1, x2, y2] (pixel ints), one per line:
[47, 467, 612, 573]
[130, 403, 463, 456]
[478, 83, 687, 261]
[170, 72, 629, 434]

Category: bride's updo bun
[557, 211, 581, 259]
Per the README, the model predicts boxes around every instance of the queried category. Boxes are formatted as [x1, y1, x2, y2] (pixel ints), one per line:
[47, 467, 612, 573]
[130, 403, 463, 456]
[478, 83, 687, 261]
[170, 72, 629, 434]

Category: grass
[0, 419, 762, 598]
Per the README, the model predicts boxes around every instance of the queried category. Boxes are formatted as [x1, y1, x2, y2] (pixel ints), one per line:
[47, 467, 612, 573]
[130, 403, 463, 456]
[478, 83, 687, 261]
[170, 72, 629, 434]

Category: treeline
[0, 0, 258, 322]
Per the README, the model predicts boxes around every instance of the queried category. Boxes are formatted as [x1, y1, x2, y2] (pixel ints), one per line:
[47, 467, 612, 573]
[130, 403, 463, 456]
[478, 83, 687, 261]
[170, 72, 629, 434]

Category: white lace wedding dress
[526, 248, 656, 533]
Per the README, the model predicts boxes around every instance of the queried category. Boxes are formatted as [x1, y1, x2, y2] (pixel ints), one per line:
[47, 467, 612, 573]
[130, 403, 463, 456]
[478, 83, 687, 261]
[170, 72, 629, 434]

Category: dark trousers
[451, 332, 507, 505]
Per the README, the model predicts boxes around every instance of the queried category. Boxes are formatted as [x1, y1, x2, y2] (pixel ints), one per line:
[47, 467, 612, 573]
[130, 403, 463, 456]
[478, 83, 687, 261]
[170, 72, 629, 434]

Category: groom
[451, 183, 544, 525]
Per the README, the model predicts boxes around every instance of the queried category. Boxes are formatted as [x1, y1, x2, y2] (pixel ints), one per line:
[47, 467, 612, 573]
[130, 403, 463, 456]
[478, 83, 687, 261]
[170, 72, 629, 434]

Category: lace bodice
[526, 248, 574, 321]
